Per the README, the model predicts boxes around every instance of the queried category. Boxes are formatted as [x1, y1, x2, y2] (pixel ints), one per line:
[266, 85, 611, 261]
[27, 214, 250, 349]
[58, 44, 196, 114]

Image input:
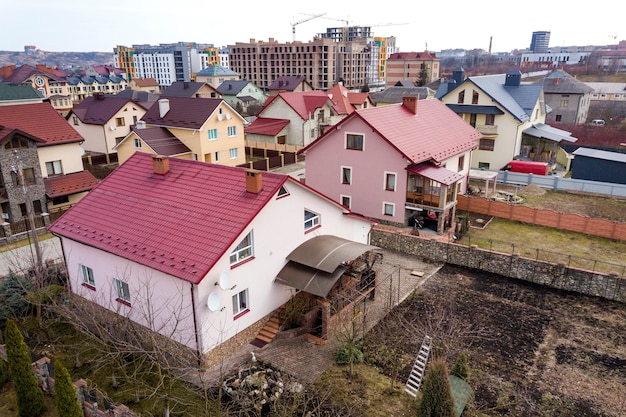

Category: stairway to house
[251, 306, 285, 348]
[404, 335, 432, 399]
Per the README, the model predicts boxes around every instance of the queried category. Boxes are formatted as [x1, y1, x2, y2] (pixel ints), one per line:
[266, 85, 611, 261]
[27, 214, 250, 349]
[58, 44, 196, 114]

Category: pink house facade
[49, 152, 375, 364]
[300, 97, 482, 234]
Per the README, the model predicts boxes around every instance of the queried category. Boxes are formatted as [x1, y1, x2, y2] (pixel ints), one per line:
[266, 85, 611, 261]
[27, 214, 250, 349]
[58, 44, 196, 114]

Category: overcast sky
[2, 0, 622, 54]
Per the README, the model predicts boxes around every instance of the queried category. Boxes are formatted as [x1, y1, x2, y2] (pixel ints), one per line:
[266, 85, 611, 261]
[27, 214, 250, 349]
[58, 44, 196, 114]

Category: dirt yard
[364, 264, 626, 417]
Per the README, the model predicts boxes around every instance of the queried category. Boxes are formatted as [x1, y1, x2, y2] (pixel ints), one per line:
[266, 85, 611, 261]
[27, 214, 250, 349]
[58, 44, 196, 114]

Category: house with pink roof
[48, 152, 376, 365]
[300, 97, 483, 234]
[244, 91, 342, 148]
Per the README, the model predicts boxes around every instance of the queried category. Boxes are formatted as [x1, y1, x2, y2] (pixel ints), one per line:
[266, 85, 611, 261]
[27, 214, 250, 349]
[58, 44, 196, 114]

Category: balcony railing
[406, 191, 441, 208]
[476, 124, 498, 135]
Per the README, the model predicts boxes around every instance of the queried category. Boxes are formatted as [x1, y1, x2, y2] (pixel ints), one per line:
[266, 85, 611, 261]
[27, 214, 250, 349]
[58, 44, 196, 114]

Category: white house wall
[37, 142, 84, 178]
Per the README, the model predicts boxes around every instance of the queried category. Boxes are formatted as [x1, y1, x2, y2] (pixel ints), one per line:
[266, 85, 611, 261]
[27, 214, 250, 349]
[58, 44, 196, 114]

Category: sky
[2, 0, 622, 54]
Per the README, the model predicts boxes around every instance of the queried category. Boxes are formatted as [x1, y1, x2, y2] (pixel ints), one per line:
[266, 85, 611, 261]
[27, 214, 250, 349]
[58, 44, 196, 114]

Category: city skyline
[2, 0, 622, 54]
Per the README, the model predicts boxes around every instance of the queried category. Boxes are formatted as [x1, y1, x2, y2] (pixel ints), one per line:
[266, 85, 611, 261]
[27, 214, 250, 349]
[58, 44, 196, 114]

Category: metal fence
[495, 170, 626, 197]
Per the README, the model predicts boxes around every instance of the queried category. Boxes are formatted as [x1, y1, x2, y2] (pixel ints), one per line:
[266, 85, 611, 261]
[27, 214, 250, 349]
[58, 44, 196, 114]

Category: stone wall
[370, 228, 626, 303]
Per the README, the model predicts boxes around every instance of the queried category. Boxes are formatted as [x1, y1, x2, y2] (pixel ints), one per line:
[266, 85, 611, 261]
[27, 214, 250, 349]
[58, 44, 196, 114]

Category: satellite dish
[218, 271, 231, 290]
[207, 292, 221, 312]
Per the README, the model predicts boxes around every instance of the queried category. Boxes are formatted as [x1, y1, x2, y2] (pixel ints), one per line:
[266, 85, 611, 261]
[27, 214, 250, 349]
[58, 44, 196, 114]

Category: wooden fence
[457, 195, 626, 241]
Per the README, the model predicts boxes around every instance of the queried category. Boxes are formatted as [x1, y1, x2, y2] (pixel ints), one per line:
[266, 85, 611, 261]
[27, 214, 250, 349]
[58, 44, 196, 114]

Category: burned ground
[364, 265, 626, 417]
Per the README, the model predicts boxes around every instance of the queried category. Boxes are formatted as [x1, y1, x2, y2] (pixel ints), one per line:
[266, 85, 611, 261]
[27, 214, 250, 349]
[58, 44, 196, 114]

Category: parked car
[500, 160, 550, 175]
[590, 119, 605, 127]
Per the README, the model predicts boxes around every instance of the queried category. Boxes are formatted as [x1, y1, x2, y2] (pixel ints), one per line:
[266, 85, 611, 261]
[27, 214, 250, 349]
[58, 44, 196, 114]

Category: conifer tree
[450, 352, 470, 380]
[54, 361, 83, 417]
[5, 319, 46, 417]
[416, 357, 454, 417]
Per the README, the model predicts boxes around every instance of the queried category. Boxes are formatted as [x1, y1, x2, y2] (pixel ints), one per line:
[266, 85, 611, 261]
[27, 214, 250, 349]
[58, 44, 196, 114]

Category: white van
[591, 119, 605, 127]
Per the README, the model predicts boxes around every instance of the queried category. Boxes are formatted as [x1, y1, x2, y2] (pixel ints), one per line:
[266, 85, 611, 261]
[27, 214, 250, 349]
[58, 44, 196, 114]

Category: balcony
[476, 124, 498, 136]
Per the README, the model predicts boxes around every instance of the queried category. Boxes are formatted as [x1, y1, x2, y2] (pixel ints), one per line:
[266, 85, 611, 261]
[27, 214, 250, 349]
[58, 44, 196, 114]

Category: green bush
[416, 357, 454, 417]
[450, 352, 470, 380]
[54, 361, 83, 417]
[335, 343, 364, 365]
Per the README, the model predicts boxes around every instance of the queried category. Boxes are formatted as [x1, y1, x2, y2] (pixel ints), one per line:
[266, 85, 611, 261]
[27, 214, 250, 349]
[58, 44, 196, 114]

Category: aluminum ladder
[404, 335, 432, 399]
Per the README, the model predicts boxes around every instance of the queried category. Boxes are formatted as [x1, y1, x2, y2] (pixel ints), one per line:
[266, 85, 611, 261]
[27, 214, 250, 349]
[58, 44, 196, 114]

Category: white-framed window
[341, 195, 351, 208]
[341, 166, 352, 184]
[45, 160, 63, 176]
[227, 126, 237, 137]
[232, 288, 249, 316]
[230, 231, 253, 265]
[79, 264, 95, 287]
[134, 138, 142, 148]
[114, 278, 131, 304]
[229, 148, 238, 159]
[383, 202, 395, 216]
[384, 172, 396, 191]
[208, 129, 218, 140]
[304, 209, 320, 230]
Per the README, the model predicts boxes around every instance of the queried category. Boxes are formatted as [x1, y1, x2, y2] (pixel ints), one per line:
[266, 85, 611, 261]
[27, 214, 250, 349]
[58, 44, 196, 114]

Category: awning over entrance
[407, 163, 465, 186]
[446, 104, 505, 115]
[523, 123, 577, 143]
[275, 235, 379, 298]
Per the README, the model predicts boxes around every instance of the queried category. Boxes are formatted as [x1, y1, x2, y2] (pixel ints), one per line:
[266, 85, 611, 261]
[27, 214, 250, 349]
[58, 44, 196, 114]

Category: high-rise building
[385, 52, 440, 87]
[530, 31, 551, 53]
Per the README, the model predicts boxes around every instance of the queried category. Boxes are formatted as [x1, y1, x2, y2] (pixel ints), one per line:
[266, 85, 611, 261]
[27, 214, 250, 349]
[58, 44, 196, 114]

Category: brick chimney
[152, 155, 170, 175]
[245, 169, 263, 193]
[402, 96, 418, 114]
[158, 99, 170, 118]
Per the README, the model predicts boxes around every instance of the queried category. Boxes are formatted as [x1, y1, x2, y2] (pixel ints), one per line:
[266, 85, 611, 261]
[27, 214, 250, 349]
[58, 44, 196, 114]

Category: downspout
[190, 283, 203, 366]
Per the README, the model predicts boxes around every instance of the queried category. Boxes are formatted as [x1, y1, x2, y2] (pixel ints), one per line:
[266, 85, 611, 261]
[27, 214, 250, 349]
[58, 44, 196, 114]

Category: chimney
[505, 70, 522, 87]
[152, 155, 170, 175]
[554, 78, 559, 85]
[402, 96, 418, 114]
[136, 120, 146, 129]
[158, 99, 170, 118]
[183, 81, 189, 89]
[245, 169, 263, 193]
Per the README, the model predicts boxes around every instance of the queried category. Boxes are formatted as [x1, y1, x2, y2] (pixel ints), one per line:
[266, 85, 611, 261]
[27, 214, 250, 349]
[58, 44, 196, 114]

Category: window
[457, 90, 465, 104]
[229, 148, 238, 159]
[341, 167, 352, 184]
[214, 151, 220, 162]
[341, 195, 351, 208]
[383, 202, 394, 216]
[114, 278, 131, 304]
[208, 128, 218, 140]
[79, 264, 95, 288]
[469, 113, 477, 128]
[560, 99, 569, 108]
[277, 135, 286, 145]
[230, 231, 253, 265]
[45, 160, 63, 176]
[479, 138, 495, 151]
[277, 186, 289, 197]
[52, 195, 69, 205]
[472, 90, 479, 104]
[4, 136, 28, 149]
[385, 172, 396, 191]
[478, 162, 490, 169]
[227, 126, 237, 137]
[485, 114, 495, 125]
[458, 155, 465, 172]
[12, 168, 35, 186]
[304, 209, 320, 231]
[346, 134, 363, 150]
[115, 117, 125, 127]
[134, 138, 142, 148]
[555, 115, 562, 122]
[232, 288, 249, 316]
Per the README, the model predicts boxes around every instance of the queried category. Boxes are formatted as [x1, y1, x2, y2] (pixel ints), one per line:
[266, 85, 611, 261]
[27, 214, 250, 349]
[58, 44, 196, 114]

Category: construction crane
[291, 13, 326, 41]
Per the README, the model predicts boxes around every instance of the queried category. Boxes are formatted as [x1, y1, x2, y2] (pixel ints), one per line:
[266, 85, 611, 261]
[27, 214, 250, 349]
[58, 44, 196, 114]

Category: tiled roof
[0, 83, 44, 101]
[326, 84, 353, 115]
[71, 95, 142, 125]
[132, 78, 159, 87]
[540, 69, 594, 94]
[196, 65, 239, 77]
[244, 117, 290, 136]
[141, 97, 222, 129]
[303, 98, 481, 164]
[130, 126, 192, 155]
[44, 170, 99, 198]
[3, 64, 64, 83]
[216, 80, 250, 95]
[161, 81, 206, 98]
[388, 52, 438, 61]
[48, 152, 289, 284]
[268, 76, 307, 91]
[0, 127, 46, 145]
[0, 102, 83, 146]
[407, 163, 465, 186]
[264, 91, 331, 121]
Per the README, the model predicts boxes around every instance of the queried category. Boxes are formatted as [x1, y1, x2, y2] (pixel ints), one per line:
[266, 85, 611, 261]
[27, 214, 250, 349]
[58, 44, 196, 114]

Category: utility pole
[12, 150, 44, 275]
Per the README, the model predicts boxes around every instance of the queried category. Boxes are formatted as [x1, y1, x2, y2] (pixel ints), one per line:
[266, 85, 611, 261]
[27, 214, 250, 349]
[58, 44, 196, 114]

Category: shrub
[54, 361, 83, 417]
[335, 343, 364, 365]
[416, 357, 454, 417]
[450, 352, 470, 380]
[0, 358, 9, 387]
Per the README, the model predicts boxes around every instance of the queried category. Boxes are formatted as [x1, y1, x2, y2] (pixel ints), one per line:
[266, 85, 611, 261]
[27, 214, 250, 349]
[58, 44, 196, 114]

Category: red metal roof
[44, 170, 99, 198]
[244, 117, 290, 136]
[48, 152, 289, 284]
[406, 163, 465, 186]
[0, 102, 83, 146]
[303, 99, 481, 164]
[260, 91, 332, 121]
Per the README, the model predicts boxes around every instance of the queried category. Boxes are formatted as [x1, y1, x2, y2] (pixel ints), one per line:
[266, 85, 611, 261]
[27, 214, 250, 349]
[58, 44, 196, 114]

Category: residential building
[115, 97, 246, 166]
[65, 75, 129, 103]
[0, 102, 98, 219]
[385, 52, 440, 88]
[228, 37, 373, 90]
[67, 93, 148, 159]
[268, 76, 314, 95]
[300, 97, 482, 233]
[588, 45, 626, 73]
[530, 31, 551, 53]
[436, 68, 576, 171]
[218, 47, 231, 68]
[216, 80, 267, 114]
[114, 42, 219, 87]
[129, 78, 160, 93]
[0, 83, 45, 106]
[540, 69, 594, 125]
[161, 81, 220, 99]
[244, 91, 341, 148]
[325, 83, 373, 115]
[48, 152, 375, 364]
[195, 65, 240, 89]
[585, 82, 626, 102]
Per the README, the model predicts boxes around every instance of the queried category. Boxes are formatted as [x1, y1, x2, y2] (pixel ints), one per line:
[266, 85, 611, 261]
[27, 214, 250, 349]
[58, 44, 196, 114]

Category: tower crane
[291, 13, 326, 41]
